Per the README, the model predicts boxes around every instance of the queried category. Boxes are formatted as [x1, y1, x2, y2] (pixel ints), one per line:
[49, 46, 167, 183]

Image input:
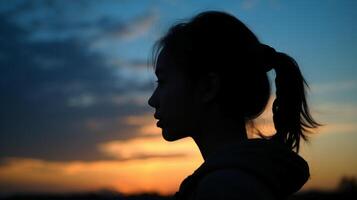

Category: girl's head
[148, 11, 319, 152]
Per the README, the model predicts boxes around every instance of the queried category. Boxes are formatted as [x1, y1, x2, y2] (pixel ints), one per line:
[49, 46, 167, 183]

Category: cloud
[104, 10, 159, 41]
[310, 102, 357, 136]
[98, 135, 195, 160]
[0, 0, 36, 17]
[239, 0, 281, 10]
[241, 0, 259, 10]
[246, 95, 357, 138]
[0, 108, 202, 195]
[3, 1, 158, 45]
[0, 137, 201, 195]
[0, 10, 154, 161]
[90, 9, 159, 49]
[318, 123, 357, 135]
[310, 80, 357, 95]
[313, 102, 357, 121]
[110, 59, 151, 69]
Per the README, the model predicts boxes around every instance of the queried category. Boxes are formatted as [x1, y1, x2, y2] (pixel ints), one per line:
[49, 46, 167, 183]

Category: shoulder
[193, 169, 275, 200]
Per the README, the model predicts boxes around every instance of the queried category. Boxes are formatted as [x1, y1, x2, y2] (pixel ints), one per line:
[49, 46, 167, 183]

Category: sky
[0, 0, 357, 196]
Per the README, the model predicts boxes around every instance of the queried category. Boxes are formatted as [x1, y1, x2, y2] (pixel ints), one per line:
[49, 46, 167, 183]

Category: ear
[196, 72, 221, 103]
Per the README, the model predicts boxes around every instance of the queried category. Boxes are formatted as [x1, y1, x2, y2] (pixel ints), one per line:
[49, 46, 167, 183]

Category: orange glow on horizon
[0, 145, 202, 195]
[1, 109, 357, 195]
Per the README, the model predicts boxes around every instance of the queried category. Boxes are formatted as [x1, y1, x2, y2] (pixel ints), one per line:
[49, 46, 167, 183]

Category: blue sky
[0, 0, 356, 195]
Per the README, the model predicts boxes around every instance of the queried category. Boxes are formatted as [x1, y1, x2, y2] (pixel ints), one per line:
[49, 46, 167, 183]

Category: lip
[154, 113, 162, 127]
[156, 120, 162, 127]
[154, 113, 160, 120]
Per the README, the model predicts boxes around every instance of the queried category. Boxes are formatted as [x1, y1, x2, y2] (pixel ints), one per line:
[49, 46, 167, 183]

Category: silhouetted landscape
[1, 177, 356, 200]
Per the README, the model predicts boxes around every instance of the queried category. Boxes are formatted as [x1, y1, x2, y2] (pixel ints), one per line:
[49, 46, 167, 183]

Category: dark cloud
[1, 0, 158, 44]
[0, 0, 90, 18]
[0, 11, 154, 161]
[98, 10, 158, 41]
[113, 152, 187, 162]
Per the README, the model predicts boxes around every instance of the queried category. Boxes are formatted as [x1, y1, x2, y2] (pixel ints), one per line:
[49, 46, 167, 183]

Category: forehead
[155, 49, 179, 76]
[155, 50, 169, 76]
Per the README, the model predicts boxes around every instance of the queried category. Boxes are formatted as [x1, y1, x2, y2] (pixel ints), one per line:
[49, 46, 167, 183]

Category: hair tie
[260, 44, 277, 72]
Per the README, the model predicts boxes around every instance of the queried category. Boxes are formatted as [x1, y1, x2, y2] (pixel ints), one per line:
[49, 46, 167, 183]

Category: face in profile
[148, 49, 198, 141]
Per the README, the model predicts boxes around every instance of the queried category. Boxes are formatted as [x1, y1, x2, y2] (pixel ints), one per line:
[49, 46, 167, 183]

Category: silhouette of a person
[148, 11, 320, 200]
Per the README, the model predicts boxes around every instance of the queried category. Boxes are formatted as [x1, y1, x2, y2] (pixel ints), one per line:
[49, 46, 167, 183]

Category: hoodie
[173, 138, 309, 200]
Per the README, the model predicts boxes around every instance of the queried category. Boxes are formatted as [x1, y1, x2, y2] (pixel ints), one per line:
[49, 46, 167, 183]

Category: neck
[191, 115, 247, 161]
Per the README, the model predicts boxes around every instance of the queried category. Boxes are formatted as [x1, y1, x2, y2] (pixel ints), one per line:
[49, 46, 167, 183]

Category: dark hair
[152, 11, 320, 152]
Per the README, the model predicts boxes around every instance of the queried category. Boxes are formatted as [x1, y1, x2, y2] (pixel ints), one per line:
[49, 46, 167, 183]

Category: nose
[148, 88, 158, 108]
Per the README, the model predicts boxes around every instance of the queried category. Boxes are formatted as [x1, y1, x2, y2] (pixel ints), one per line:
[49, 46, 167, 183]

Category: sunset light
[0, 0, 356, 198]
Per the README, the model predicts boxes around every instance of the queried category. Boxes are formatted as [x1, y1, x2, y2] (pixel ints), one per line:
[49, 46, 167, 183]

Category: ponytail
[262, 45, 320, 152]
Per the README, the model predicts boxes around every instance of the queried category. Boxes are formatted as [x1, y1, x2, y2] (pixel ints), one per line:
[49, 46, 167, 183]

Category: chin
[162, 129, 186, 142]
